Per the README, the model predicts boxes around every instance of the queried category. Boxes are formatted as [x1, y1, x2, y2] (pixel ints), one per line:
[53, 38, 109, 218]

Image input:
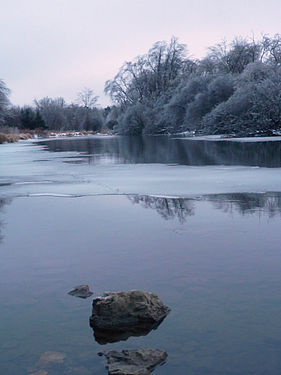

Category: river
[0, 135, 281, 375]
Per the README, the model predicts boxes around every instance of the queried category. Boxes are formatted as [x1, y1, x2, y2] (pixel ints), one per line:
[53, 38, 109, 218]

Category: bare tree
[76, 88, 99, 108]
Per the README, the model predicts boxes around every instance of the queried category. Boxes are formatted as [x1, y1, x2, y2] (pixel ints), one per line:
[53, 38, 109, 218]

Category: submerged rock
[68, 285, 93, 299]
[28, 351, 66, 375]
[89, 290, 170, 344]
[102, 349, 167, 375]
[37, 351, 66, 367]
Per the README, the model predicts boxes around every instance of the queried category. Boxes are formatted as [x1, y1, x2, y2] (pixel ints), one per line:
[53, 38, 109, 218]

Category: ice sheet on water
[173, 135, 281, 142]
[1, 163, 281, 199]
[1, 138, 281, 199]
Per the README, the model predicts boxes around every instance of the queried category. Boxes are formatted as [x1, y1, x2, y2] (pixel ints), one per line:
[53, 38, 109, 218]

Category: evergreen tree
[34, 109, 47, 129]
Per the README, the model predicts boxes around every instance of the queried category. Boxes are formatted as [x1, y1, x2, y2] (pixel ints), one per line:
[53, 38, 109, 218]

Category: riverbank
[0, 129, 111, 144]
[1, 127, 280, 145]
[0, 132, 33, 144]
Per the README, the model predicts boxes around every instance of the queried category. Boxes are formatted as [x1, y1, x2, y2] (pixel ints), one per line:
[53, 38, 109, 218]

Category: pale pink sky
[0, 0, 280, 107]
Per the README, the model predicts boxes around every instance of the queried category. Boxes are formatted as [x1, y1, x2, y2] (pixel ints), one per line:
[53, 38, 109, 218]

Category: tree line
[0, 87, 107, 132]
[1, 34, 281, 135]
[105, 34, 281, 136]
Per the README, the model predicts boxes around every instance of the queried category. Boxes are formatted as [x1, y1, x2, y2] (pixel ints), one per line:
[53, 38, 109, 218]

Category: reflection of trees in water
[40, 136, 281, 167]
[206, 193, 281, 218]
[128, 193, 281, 222]
[128, 195, 194, 223]
[0, 198, 10, 243]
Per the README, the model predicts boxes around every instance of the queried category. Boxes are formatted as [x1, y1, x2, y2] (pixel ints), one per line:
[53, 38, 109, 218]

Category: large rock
[103, 349, 167, 375]
[89, 290, 170, 344]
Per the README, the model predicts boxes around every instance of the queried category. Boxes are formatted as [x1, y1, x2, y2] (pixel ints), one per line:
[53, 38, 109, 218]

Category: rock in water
[89, 290, 170, 343]
[103, 349, 167, 375]
[27, 351, 66, 374]
[37, 351, 66, 367]
[68, 285, 93, 298]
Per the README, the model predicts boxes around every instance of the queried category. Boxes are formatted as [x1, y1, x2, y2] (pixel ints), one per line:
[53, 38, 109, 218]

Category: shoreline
[1, 129, 281, 145]
[0, 132, 34, 144]
[0, 130, 111, 144]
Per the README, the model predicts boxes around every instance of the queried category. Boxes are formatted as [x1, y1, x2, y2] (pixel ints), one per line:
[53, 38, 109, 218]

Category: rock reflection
[128, 195, 195, 223]
[206, 192, 281, 217]
[91, 317, 167, 345]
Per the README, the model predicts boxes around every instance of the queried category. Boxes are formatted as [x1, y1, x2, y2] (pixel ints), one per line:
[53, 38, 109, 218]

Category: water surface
[0, 135, 281, 375]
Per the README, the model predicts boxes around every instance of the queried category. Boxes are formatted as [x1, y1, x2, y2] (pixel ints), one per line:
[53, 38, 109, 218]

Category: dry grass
[0, 126, 49, 144]
[0, 128, 111, 144]
[0, 132, 33, 144]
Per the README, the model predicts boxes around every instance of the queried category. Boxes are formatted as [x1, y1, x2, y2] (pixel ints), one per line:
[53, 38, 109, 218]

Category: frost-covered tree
[158, 75, 211, 132]
[250, 67, 281, 130]
[105, 106, 119, 130]
[261, 34, 281, 66]
[34, 97, 67, 130]
[207, 37, 261, 74]
[202, 65, 281, 135]
[105, 34, 281, 135]
[183, 74, 235, 129]
[105, 37, 188, 107]
[0, 79, 10, 125]
[117, 103, 146, 134]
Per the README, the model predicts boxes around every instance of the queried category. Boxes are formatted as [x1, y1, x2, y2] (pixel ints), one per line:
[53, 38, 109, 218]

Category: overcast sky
[0, 0, 280, 107]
